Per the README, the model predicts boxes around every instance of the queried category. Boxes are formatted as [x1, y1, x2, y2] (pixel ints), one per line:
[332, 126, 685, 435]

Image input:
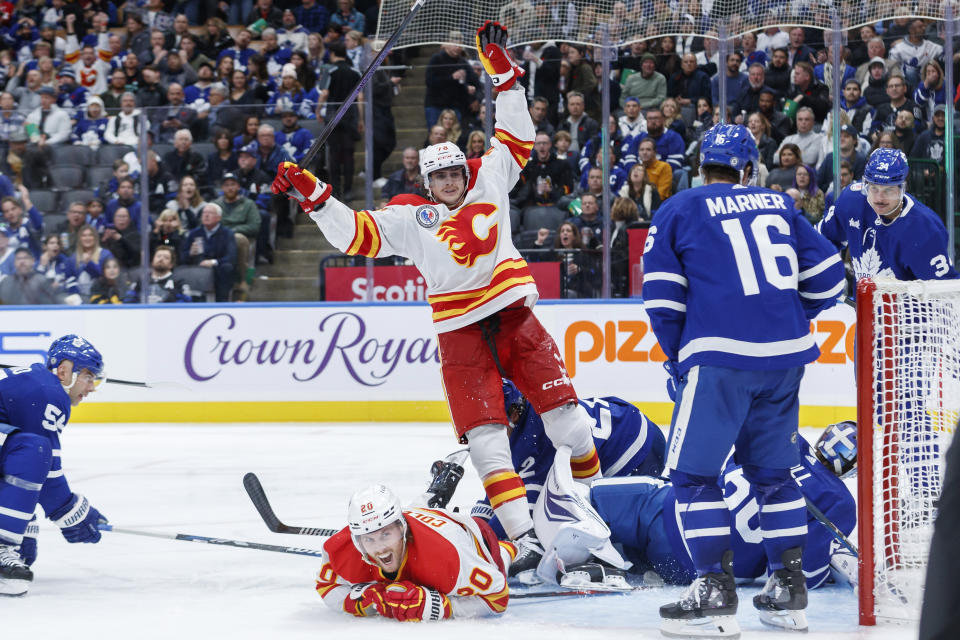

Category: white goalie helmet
[347, 484, 408, 557]
[419, 141, 470, 198]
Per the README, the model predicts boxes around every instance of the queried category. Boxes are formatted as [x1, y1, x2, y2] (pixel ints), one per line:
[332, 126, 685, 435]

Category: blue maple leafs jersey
[473, 396, 667, 539]
[0, 364, 75, 515]
[817, 182, 958, 281]
[642, 182, 846, 374]
[590, 435, 855, 588]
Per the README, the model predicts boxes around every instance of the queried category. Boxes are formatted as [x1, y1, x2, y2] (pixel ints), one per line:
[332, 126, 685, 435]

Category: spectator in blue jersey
[817, 148, 959, 281]
[643, 124, 846, 636]
[465, 379, 666, 540]
[911, 103, 948, 162]
[0, 229, 13, 276]
[1, 188, 42, 258]
[294, 0, 329, 35]
[217, 28, 255, 72]
[180, 203, 236, 302]
[259, 29, 292, 77]
[0, 334, 107, 594]
[71, 224, 115, 300]
[71, 96, 109, 149]
[55, 66, 88, 120]
[124, 244, 191, 303]
[253, 123, 292, 178]
[589, 423, 857, 590]
[266, 64, 319, 119]
[329, 0, 365, 35]
[35, 234, 81, 303]
[913, 61, 946, 125]
[105, 178, 143, 227]
[274, 109, 312, 164]
[711, 52, 749, 108]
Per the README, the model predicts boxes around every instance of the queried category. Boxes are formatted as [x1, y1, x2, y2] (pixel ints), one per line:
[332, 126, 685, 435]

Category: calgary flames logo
[435, 202, 498, 267]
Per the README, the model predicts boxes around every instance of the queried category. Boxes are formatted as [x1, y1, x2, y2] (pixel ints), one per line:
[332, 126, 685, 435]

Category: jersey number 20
[720, 214, 798, 296]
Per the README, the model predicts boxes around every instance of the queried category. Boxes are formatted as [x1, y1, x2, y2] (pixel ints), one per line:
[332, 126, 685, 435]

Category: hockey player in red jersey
[315, 484, 511, 620]
[273, 20, 601, 580]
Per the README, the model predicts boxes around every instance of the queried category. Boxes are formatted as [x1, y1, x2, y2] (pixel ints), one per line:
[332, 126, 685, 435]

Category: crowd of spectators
[0, 1, 956, 303]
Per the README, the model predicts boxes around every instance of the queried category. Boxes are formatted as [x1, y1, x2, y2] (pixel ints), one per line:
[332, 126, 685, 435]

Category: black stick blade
[243, 472, 288, 533]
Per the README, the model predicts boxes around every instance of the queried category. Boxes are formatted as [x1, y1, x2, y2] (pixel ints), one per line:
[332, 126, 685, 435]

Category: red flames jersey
[310, 89, 536, 332]
[316, 508, 509, 618]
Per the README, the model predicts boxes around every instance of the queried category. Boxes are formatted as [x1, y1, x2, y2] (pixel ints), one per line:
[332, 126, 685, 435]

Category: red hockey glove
[343, 582, 390, 618]
[476, 20, 523, 92]
[381, 581, 452, 622]
[271, 161, 333, 212]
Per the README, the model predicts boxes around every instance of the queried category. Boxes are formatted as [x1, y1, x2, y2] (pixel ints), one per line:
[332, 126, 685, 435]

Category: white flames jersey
[310, 89, 537, 333]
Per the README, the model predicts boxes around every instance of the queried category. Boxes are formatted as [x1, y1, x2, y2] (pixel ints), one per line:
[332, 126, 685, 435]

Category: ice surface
[4, 423, 913, 640]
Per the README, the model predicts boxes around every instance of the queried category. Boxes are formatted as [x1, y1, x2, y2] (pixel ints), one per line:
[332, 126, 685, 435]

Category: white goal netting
[376, 0, 957, 49]
[861, 278, 960, 623]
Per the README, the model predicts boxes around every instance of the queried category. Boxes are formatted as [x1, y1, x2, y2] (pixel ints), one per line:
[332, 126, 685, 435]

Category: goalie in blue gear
[642, 123, 846, 636]
[817, 147, 958, 282]
[589, 426, 857, 591]
[468, 380, 666, 541]
[0, 335, 109, 596]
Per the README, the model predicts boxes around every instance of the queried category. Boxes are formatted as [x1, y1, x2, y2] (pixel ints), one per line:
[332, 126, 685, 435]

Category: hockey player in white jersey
[272, 20, 600, 581]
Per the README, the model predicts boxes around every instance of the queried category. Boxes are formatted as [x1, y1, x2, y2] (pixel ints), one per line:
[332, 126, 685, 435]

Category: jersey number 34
[721, 215, 798, 296]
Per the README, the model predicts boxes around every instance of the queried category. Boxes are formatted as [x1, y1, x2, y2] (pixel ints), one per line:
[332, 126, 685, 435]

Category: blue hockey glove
[664, 360, 682, 402]
[49, 494, 108, 543]
[19, 514, 38, 565]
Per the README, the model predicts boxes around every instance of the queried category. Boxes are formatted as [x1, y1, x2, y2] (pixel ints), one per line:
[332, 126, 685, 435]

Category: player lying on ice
[0, 335, 109, 596]
[314, 484, 512, 621]
[274, 20, 603, 580]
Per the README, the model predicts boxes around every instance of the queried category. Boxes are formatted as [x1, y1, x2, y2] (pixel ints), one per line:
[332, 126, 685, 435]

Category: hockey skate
[753, 547, 808, 632]
[0, 544, 32, 597]
[508, 529, 544, 585]
[660, 551, 740, 639]
[558, 562, 631, 592]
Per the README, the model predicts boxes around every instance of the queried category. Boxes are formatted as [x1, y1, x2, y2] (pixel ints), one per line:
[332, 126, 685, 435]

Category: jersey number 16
[720, 214, 798, 296]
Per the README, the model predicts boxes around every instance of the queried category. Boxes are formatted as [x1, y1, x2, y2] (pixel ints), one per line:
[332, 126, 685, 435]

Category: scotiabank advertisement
[0, 301, 856, 421]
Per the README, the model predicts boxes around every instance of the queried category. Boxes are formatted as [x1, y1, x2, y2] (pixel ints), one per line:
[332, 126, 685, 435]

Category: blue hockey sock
[0, 432, 52, 545]
[671, 469, 731, 575]
[742, 464, 807, 571]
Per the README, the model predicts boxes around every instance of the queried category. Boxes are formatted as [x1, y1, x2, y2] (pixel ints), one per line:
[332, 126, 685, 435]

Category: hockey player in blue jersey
[468, 380, 667, 543]
[0, 335, 108, 596]
[817, 148, 958, 282]
[642, 123, 846, 636]
[589, 423, 857, 589]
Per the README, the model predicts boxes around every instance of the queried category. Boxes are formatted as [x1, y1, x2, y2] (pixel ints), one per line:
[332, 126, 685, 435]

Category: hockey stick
[98, 523, 324, 557]
[511, 585, 654, 600]
[0, 363, 150, 388]
[243, 472, 339, 536]
[805, 497, 858, 556]
[298, 0, 426, 172]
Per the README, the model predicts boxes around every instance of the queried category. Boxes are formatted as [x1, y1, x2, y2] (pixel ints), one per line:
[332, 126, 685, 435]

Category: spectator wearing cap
[0, 92, 25, 144]
[212, 173, 258, 297]
[862, 57, 893, 109]
[0, 247, 64, 305]
[183, 62, 217, 111]
[621, 53, 666, 110]
[234, 141, 273, 264]
[151, 83, 197, 144]
[618, 96, 646, 139]
[817, 124, 867, 194]
[26, 85, 71, 146]
[164, 128, 208, 189]
[104, 92, 141, 146]
[159, 49, 198, 88]
[911, 103, 949, 161]
[64, 15, 113, 95]
[217, 29, 256, 71]
[11, 69, 44, 116]
[423, 36, 479, 129]
[267, 64, 319, 119]
[329, 0, 365, 34]
[711, 52, 748, 107]
[71, 96, 109, 149]
[667, 53, 711, 109]
[55, 65, 89, 120]
[277, 9, 309, 51]
[275, 109, 312, 164]
[854, 39, 901, 86]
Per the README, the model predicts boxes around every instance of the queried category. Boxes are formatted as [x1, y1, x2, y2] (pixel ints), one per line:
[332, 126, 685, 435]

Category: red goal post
[856, 277, 960, 625]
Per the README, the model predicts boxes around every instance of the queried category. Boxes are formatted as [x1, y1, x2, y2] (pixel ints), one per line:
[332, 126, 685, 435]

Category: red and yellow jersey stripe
[479, 582, 510, 613]
[482, 470, 527, 509]
[346, 210, 382, 258]
[428, 258, 535, 323]
[494, 128, 533, 169]
[571, 447, 602, 480]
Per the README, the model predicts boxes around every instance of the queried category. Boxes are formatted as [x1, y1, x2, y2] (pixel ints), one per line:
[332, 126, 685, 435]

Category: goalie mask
[419, 141, 469, 202]
[814, 421, 857, 478]
[347, 484, 408, 566]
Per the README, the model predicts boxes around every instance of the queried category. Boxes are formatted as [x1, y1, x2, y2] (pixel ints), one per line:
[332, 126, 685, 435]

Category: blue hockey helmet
[47, 334, 104, 384]
[699, 124, 760, 183]
[502, 379, 528, 427]
[863, 148, 908, 186]
[814, 420, 857, 478]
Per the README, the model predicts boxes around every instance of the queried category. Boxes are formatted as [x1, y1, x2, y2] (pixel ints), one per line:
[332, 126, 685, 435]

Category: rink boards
[0, 300, 857, 426]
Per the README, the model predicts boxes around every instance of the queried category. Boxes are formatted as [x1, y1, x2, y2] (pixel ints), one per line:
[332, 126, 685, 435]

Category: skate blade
[661, 615, 741, 639]
[513, 569, 543, 586]
[0, 580, 30, 597]
[758, 608, 808, 632]
[560, 573, 632, 592]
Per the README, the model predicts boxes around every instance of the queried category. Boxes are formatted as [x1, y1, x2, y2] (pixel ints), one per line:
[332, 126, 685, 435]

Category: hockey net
[856, 277, 960, 625]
